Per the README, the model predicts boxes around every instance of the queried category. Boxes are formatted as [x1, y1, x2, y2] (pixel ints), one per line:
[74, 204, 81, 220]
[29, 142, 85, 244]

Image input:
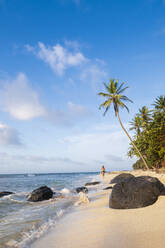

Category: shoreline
[31, 170, 165, 248]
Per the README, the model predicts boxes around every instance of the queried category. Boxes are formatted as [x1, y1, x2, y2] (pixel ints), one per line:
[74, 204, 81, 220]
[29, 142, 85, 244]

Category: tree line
[98, 79, 165, 170]
[128, 97, 165, 169]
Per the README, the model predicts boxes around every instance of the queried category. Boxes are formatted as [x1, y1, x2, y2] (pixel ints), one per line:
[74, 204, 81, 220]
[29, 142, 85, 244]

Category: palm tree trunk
[116, 112, 149, 170]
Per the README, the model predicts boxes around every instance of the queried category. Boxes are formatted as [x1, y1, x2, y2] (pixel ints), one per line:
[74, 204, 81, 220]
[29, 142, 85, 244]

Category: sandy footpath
[32, 170, 165, 248]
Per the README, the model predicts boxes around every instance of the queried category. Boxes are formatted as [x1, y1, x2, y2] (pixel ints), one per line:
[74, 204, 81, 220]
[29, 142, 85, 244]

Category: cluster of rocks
[26, 181, 101, 202]
[2, 173, 164, 209]
[0, 180, 101, 202]
[109, 173, 165, 209]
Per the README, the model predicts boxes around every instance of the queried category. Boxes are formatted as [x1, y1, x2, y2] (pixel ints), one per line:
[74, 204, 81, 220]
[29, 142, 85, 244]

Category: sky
[0, 0, 165, 173]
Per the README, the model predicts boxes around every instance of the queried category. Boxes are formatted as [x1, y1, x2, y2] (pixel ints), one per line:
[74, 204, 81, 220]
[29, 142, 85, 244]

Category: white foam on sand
[60, 188, 71, 195]
[74, 192, 90, 206]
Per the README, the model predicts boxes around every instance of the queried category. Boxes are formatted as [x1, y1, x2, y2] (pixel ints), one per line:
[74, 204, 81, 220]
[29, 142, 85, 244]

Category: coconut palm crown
[98, 79, 133, 116]
[152, 96, 165, 113]
[129, 115, 142, 136]
[138, 106, 152, 128]
[98, 78, 149, 170]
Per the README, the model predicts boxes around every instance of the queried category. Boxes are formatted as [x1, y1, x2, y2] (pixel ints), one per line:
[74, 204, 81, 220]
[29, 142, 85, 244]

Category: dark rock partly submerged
[109, 176, 165, 209]
[74, 187, 88, 193]
[103, 186, 113, 190]
[0, 191, 14, 198]
[85, 182, 100, 186]
[27, 186, 53, 202]
[110, 173, 134, 184]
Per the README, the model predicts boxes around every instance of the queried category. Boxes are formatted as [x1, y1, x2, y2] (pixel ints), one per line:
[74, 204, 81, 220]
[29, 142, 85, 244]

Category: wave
[61, 188, 71, 195]
[5, 217, 58, 247]
[4, 208, 66, 248]
[0, 172, 99, 247]
[27, 174, 36, 177]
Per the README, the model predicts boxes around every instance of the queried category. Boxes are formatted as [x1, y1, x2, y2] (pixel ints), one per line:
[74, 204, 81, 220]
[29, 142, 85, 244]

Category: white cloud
[26, 42, 87, 75]
[0, 72, 90, 125]
[0, 123, 22, 146]
[0, 73, 46, 120]
[25, 44, 35, 52]
[67, 101, 88, 116]
[46, 101, 90, 126]
[80, 64, 107, 90]
[64, 40, 80, 50]
[25, 41, 108, 92]
[0, 152, 87, 173]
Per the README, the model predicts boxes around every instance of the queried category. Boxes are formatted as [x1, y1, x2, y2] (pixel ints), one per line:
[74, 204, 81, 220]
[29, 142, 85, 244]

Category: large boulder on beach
[0, 191, 14, 198]
[85, 181, 100, 186]
[109, 176, 165, 209]
[27, 186, 53, 202]
[110, 173, 134, 184]
[74, 187, 88, 193]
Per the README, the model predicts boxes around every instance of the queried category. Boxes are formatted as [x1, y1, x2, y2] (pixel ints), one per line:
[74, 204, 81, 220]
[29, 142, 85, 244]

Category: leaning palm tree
[152, 96, 165, 113]
[98, 79, 149, 170]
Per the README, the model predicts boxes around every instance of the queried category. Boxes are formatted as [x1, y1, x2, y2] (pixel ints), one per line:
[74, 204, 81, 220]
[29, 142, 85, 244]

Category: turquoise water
[0, 172, 100, 248]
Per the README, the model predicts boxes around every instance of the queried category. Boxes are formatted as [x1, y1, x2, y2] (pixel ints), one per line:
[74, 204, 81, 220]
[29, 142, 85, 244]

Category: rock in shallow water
[0, 191, 14, 198]
[85, 181, 100, 186]
[27, 186, 53, 202]
[74, 187, 88, 193]
[103, 186, 113, 190]
[109, 176, 165, 209]
[110, 173, 134, 184]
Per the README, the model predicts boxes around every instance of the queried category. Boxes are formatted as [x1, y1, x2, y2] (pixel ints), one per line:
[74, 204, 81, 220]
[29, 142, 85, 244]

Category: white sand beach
[32, 170, 165, 248]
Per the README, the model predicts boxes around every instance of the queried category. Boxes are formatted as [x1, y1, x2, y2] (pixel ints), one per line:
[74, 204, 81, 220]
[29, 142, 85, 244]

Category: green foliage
[132, 159, 145, 170]
[129, 97, 165, 169]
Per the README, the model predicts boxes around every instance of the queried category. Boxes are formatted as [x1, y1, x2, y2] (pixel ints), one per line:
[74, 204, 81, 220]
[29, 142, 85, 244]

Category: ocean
[0, 172, 101, 248]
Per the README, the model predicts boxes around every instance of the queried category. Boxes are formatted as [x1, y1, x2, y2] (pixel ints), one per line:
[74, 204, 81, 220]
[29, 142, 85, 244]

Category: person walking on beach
[101, 165, 106, 177]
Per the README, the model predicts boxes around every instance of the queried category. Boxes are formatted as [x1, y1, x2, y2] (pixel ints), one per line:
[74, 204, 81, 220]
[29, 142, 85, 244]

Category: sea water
[0, 172, 100, 248]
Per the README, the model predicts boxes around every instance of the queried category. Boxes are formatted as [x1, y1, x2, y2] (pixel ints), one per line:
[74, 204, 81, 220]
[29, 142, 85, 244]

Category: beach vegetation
[129, 96, 165, 169]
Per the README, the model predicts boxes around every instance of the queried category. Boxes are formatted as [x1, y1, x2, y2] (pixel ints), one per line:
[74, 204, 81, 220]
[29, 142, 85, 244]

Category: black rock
[103, 186, 113, 190]
[109, 176, 165, 209]
[110, 173, 135, 184]
[85, 181, 100, 186]
[0, 191, 14, 198]
[27, 186, 53, 202]
[74, 187, 88, 193]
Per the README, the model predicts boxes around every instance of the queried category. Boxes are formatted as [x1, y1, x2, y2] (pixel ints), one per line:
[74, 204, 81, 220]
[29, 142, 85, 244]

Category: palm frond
[118, 86, 129, 94]
[99, 99, 112, 109]
[122, 103, 130, 112]
[103, 82, 110, 93]
[119, 102, 130, 112]
[103, 106, 110, 116]
[117, 82, 125, 92]
[98, 92, 110, 97]
[120, 95, 133, 103]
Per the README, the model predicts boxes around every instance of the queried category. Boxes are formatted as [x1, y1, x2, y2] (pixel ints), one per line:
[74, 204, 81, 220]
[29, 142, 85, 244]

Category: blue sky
[0, 0, 165, 173]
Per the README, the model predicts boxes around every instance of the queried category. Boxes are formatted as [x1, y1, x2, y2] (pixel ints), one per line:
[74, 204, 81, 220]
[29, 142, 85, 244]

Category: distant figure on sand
[101, 165, 106, 177]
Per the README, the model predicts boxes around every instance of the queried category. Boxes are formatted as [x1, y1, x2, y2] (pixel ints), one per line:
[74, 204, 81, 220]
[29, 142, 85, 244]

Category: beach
[32, 170, 165, 248]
